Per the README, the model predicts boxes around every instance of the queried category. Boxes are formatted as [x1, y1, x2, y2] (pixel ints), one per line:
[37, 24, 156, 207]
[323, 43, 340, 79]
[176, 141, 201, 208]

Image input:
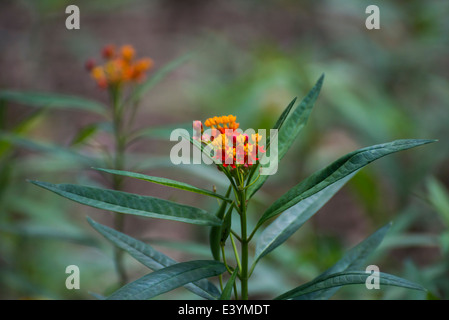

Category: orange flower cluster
[86, 45, 153, 89]
[204, 115, 239, 133]
[194, 115, 265, 170]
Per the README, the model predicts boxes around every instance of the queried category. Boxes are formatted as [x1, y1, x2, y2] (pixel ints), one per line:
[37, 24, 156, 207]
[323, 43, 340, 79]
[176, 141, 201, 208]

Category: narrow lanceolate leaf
[89, 292, 106, 300]
[275, 271, 425, 300]
[427, 177, 449, 227]
[88, 217, 221, 300]
[93, 168, 232, 203]
[246, 97, 297, 185]
[258, 139, 436, 227]
[210, 187, 232, 261]
[220, 269, 239, 300]
[0, 133, 98, 165]
[0, 109, 47, 156]
[265, 97, 298, 150]
[70, 124, 99, 146]
[0, 91, 107, 115]
[255, 172, 357, 262]
[220, 205, 233, 243]
[272, 97, 298, 132]
[296, 223, 391, 300]
[107, 260, 226, 300]
[248, 74, 324, 199]
[30, 181, 222, 226]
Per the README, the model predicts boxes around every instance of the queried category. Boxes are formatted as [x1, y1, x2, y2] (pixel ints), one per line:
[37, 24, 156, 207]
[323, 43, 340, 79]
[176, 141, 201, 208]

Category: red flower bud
[85, 59, 96, 71]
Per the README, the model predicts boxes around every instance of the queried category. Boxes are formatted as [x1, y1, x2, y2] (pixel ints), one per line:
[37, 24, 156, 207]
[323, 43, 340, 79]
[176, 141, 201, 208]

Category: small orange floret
[91, 66, 108, 88]
[121, 45, 135, 61]
[91, 66, 105, 81]
[135, 58, 153, 72]
[131, 58, 154, 81]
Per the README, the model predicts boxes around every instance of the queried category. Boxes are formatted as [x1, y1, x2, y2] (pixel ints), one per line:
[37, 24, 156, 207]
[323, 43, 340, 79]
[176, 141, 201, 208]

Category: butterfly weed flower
[194, 115, 266, 178]
[87, 44, 154, 89]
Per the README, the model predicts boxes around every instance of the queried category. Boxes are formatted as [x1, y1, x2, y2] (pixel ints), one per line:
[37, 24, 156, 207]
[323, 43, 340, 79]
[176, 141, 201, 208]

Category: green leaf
[93, 168, 232, 203]
[30, 181, 222, 226]
[255, 172, 357, 262]
[296, 223, 391, 300]
[0, 91, 107, 115]
[87, 217, 220, 300]
[144, 239, 217, 258]
[12, 108, 48, 134]
[220, 269, 239, 300]
[220, 204, 233, 244]
[272, 97, 298, 132]
[258, 139, 436, 227]
[0, 109, 48, 156]
[247, 75, 324, 198]
[70, 124, 99, 146]
[210, 187, 232, 261]
[261, 96, 298, 154]
[275, 271, 425, 300]
[129, 53, 192, 104]
[107, 260, 226, 300]
[89, 292, 106, 300]
[246, 97, 297, 187]
[0, 224, 98, 246]
[0, 132, 98, 165]
[427, 176, 449, 227]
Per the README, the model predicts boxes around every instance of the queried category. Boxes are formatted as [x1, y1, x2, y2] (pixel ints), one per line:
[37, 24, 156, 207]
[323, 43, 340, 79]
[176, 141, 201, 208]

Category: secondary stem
[110, 86, 127, 286]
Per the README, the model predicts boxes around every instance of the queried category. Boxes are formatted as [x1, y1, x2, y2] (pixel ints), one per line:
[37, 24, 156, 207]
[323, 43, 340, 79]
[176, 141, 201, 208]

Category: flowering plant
[30, 71, 434, 299]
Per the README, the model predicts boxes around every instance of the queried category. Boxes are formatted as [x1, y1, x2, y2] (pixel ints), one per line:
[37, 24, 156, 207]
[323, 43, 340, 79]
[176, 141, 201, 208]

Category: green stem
[230, 229, 242, 242]
[110, 85, 127, 286]
[221, 244, 234, 275]
[219, 274, 224, 292]
[230, 234, 242, 273]
[233, 281, 239, 300]
[239, 183, 249, 300]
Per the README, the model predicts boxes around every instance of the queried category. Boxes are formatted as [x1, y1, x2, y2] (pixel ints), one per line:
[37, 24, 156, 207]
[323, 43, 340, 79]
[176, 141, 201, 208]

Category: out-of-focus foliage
[0, 0, 448, 299]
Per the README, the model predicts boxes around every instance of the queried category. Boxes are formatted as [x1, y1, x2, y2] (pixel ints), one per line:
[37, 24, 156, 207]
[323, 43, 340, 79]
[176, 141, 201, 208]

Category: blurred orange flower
[87, 44, 153, 89]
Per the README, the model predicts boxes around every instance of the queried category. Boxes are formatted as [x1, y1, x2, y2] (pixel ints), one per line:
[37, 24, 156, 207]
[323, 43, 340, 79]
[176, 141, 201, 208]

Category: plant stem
[110, 86, 127, 286]
[233, 281, 239, 300]
[221, 244, 234, 275]
[230, 234, 242, 272]
[239, 184, 249, 300]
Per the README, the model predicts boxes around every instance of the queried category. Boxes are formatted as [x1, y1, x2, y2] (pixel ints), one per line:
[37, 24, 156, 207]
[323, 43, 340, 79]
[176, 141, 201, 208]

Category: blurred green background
[0, 0, 448, 299]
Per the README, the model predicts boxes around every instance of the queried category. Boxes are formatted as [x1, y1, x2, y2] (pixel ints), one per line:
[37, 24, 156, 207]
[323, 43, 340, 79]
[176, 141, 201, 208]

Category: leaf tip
[27, 179, 42, 186]
[92, 167, 107, 173]
[86, 216, 95, 225]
